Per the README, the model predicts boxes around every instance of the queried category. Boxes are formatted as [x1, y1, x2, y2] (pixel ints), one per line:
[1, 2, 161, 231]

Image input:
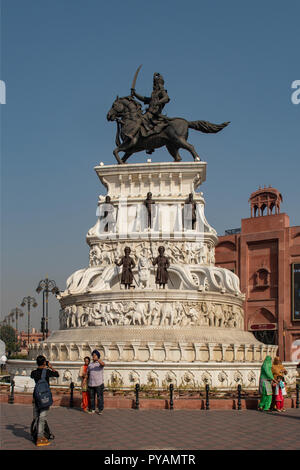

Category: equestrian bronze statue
[106, 65, 230, 164]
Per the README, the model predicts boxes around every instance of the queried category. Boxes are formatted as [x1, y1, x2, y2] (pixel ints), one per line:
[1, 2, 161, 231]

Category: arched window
[254, 268, 270, 288]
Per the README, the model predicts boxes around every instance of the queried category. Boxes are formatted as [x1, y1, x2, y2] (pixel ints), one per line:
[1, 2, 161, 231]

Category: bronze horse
[107, 96, 229, 164]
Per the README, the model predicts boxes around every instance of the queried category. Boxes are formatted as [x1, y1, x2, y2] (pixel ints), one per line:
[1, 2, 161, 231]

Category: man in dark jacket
[30, 355, 59, 446]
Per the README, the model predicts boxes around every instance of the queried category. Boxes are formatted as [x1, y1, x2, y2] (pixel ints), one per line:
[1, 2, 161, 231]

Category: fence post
[70, 381, 74, 408]
[296, 383, 299, 409]
[135, 383, 140, 410]
[9, 379, 15, 404]
[169, 383, 174, 410]
[205, 384, 210, 410]
[237, 384, 242, 410]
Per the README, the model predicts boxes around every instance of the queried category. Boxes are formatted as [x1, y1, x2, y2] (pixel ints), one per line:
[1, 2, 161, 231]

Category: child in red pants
[274, 378, 287, 412]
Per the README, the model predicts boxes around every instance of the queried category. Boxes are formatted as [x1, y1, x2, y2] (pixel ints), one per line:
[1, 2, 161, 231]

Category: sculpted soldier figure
[144, 192, 155, 229]
[184, 193, 197, 230]
[115, 247, 136, 290]
[152, 246, 170, 289]
[100, 196, 116, 233]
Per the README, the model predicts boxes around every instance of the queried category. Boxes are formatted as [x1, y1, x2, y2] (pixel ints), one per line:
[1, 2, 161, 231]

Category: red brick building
[17, 328, 46, 350]
[215, 187, 300, 362]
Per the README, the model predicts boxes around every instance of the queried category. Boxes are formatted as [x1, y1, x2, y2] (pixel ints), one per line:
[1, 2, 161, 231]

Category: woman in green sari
[258, 355, 275, 412]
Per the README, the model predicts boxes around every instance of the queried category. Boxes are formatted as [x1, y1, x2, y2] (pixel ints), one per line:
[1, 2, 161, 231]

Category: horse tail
[115, 120, 122, 147]
[188, 120, 230, 134]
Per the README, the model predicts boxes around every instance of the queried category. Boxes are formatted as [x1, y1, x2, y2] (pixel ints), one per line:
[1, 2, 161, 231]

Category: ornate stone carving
[285, 369, 297, 386]
[108, 371, 123, 388]
[138, 248, 151, 288]
[63, 369, 72, 382]
[180, 371, 196, 387]
[129, 370, 140, 385]
[147, 370, 159, 388]
[233, 370, 243, 385]
[201, 371, 212, 386]
[218, 371, 229, 386]
[162, 371, 177, 388]
[88, 240, 217, 268]
[247, 371, 256, 386]
[59, 298, 244, 330]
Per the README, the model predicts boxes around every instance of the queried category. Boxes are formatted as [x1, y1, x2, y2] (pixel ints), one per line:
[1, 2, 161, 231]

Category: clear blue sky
[1, 0, 299, 331]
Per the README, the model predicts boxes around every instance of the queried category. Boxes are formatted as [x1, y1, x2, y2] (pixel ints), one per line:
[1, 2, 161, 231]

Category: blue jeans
[88, 384, 104, 411]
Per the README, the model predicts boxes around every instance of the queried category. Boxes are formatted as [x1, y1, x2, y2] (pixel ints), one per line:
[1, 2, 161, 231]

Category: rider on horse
[130, 73, 170, 152]
[107, 68, 230, 164]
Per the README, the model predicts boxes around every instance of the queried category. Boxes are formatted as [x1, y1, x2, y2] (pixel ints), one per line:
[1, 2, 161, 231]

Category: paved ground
[0, 403, 299, 450]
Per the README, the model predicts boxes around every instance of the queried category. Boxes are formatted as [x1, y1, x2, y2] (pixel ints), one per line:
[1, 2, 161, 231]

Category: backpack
[30, 418, 55, 443]
[33, 368, 53, 410]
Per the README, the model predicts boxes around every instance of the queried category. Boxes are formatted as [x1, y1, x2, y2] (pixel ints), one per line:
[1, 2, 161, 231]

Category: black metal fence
[5, 379, 300, 410]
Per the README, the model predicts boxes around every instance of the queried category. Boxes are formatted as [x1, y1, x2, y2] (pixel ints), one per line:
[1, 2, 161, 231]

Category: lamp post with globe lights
[20, 296, 37, 347]
[36, 277, 60, 340]
[9, 307, 24, 335]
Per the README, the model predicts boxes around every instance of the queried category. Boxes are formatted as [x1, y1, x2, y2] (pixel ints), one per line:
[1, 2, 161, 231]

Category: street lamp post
[20, 296, 37, 347]
[36, 276, 60, 340]
[9, 308, 24, 336]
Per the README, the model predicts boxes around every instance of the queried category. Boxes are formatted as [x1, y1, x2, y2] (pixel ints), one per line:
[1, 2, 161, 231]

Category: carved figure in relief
[125, 302, 150, 325]
[173, 302, 185, 325]
[89, 246, 102, 266]
[148, 301, 161, 326]
[216, 305, 225, 327]
[225, 305, 236, 328]
[203, 302, 214, 327]
[138, 248, 151, 288]
[91, 303, 110, 326]
[118, 314, 131, 326]
[164, 243, 177, 264]
[232, 305, 244, 329]
[102, 247, 114, 265]
[80, 306, 91, 327]
[183, 243, 193, 264]
[186, 303, 200, 325]
[147, 371, 159, 387]
[105, 303, 119, 325]
[207, 246, 215, 264]
[191, 274, 200, 287]
[197, 302, 208, 326]
[160, 303, 176, 326]
[198, 243, 208, 264]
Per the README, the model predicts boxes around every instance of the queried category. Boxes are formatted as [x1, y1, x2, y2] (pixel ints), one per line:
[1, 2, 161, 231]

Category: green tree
[0, 325, 21, 357]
